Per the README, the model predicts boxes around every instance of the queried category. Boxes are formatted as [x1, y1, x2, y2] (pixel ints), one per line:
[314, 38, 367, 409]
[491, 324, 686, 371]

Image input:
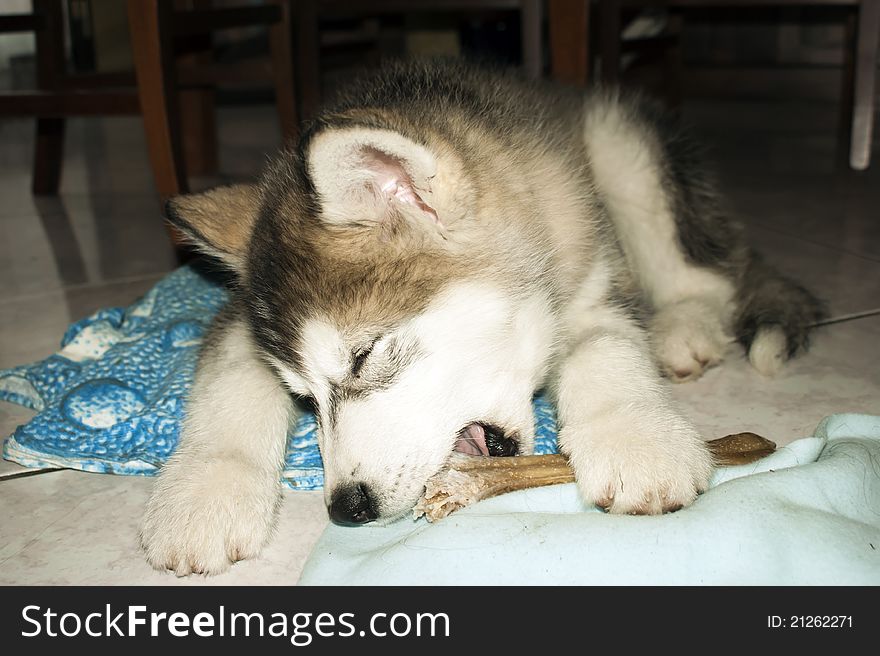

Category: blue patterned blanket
[0, 266, 559, 490]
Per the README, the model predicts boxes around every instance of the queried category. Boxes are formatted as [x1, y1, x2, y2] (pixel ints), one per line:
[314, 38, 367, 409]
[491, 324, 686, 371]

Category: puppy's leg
[650, 297, 731, 382]
[140, 309, 293, 575]
[584, 93, 738, 382]
[555, 303, 713, 514]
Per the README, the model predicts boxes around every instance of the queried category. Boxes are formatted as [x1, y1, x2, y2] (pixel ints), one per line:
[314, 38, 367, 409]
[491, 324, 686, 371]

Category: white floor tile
[0, 470, 328, 585]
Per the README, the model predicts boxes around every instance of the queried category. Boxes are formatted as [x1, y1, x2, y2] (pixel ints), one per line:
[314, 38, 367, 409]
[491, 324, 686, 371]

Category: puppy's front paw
[140, 458, 280, 576]
[559, 408, 713, 515]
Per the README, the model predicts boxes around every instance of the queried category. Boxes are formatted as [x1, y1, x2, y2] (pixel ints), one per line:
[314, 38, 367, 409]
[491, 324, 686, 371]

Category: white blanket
[299, 414, 880, 585]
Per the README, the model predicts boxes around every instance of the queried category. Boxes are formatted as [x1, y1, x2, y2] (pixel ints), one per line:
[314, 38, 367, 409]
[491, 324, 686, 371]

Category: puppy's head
[166, 123, 552, 524]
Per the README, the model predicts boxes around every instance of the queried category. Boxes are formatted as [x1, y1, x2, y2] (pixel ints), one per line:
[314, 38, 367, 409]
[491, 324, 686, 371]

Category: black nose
[329, 484, 377, 526]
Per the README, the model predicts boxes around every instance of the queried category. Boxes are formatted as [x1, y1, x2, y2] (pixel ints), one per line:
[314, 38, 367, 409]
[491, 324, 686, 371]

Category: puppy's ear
[307, 127, 442, 231]
[165, 184, 260, 269]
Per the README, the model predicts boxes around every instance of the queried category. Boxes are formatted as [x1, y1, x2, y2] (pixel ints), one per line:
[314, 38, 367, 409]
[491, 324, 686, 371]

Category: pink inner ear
[362, 148, 440, 225]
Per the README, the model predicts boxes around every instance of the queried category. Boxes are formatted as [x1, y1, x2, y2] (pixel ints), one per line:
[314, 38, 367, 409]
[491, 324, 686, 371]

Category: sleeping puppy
[140, 60, 824, 575]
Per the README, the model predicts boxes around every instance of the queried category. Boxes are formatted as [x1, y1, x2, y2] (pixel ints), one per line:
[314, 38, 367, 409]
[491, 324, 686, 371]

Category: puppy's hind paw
[748, 325, 787, 377]
[651, 300, 731, 383]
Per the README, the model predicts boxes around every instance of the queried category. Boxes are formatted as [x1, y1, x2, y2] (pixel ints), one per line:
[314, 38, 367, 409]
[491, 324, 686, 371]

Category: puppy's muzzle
[329, 483, 377, 526]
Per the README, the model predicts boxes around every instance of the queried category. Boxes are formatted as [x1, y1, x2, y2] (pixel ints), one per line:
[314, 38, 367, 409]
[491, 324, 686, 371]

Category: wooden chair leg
[850, 0, 880, 170]
[32, 118, 65, 195]
[269, 0, 300, 144]
[520, 0, 543, 80]
[179, 88, 218, 177]
[179, 57, 217, 179]
[176, 0, 218, 177]
[127, 0, 188, 202]
[549, 0, 591, 87]
[294, 0, 321, 122]
[600, 0, 622, 85]
[32, 0, 66, 195]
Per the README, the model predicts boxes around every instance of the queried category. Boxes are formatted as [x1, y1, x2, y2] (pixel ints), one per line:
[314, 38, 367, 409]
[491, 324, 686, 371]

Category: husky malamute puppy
[140, 60, 824, 575]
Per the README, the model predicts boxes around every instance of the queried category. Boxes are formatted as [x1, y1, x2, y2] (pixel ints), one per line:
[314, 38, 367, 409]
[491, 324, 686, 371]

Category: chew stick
[414, 432, 776, 522]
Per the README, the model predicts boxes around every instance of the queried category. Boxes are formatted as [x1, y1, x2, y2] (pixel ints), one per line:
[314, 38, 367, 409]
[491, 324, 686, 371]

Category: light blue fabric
[0, 265, 559, 490]
[299, 414, 880, 585]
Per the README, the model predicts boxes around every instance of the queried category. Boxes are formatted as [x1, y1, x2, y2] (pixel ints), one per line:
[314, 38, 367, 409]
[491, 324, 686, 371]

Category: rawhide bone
[414, 432, 776, 522]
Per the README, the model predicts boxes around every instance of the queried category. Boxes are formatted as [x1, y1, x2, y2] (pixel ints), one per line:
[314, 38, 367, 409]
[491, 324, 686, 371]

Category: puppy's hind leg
[140, 308, 294, 576]
[733, 252, 827, 376]
[584, 93, 739, 382]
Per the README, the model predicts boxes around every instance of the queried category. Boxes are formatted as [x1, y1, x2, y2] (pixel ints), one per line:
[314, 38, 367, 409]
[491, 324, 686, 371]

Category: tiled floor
[1, 98, 878, 584]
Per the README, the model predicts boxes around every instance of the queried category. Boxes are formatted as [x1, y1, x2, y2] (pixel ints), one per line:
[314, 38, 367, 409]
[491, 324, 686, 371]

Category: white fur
[298, 282, 556, 518]
[749, 325, 787, 377]
[584, 99, 736, 381]
[650, 298, 733, 382]
[555, 259, 714, 514]
[270, 357, 310, 397]
[584, 101, 735, 305]
[139, 318, 294, 575]
[295, 318, 350, 405]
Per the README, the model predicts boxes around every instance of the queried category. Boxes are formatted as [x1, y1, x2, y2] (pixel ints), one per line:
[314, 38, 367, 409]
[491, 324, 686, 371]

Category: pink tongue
[455, 423, 489, 456]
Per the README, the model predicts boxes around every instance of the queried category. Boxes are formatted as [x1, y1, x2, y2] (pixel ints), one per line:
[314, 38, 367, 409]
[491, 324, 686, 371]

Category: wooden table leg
[549, 0, 591, 87]
[850, 0, 880, 170]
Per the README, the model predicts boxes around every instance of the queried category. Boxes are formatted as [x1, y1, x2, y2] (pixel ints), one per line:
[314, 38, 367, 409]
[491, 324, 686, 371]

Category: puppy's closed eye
[351, 339, 379, 377]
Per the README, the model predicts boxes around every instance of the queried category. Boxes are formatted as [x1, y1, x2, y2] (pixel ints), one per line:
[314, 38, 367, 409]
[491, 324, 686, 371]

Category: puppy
[140, 61, 825, 575]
